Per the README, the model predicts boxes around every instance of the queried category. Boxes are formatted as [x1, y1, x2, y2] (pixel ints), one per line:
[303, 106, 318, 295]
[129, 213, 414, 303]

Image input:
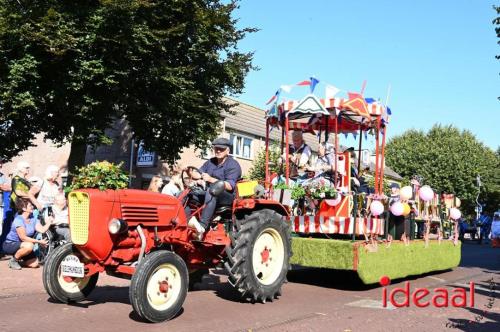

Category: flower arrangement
[70, 161, 129, 191]
[306, 180, 337, 200]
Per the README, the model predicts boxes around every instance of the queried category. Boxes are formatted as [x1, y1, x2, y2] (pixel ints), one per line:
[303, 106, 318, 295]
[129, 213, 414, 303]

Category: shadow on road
[459, 243, 499, 271]
[47, 285, 130, 307]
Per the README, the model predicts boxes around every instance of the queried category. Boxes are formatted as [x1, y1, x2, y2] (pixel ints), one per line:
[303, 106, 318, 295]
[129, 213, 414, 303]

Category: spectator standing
[37, 165, 61, 208]
[0, 158, 12, 236]
[10, 161, 42, 210]
[2, 198, 51, 270]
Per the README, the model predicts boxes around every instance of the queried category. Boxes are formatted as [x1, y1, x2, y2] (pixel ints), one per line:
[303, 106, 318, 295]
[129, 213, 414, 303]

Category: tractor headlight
[108, 218, 128, 234]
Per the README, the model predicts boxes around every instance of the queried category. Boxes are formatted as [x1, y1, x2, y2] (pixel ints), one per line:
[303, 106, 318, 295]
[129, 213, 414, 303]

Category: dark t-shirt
[200, 156, 242, 192]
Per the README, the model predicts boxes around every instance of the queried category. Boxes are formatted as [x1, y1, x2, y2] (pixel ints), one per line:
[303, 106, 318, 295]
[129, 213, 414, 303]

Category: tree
[385, 125, 500, 216]
[247, 144, 281, 181]
[0, 0, 255, 172]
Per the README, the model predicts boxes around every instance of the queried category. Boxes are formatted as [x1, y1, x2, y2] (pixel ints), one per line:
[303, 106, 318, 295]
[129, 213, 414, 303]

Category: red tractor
[42, 172, 291, 323]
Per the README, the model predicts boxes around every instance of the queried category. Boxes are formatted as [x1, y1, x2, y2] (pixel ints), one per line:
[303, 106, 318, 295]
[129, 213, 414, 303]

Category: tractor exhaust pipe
[137, 225, 146, 262]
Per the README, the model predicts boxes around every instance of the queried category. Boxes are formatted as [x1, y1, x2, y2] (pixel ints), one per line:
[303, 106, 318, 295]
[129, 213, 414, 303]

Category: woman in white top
[37, 165, 61, 208]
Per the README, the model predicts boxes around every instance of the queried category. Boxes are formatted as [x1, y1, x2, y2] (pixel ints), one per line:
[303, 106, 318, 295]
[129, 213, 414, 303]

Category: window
[229, 133, 253, 159]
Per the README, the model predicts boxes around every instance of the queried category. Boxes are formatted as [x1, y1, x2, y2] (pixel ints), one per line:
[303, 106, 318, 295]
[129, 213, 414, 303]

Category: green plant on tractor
[70, 161, 129, 191]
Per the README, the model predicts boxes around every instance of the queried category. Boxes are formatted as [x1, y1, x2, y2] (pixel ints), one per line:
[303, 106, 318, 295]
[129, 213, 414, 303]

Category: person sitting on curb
[2, 198, 51, 270]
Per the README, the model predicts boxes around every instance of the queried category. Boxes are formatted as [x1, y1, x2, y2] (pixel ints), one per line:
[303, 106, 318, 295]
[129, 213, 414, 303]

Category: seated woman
[48, 193, 70, 242]
[305, 142, 335, 185]
[2, 198, 51, 270]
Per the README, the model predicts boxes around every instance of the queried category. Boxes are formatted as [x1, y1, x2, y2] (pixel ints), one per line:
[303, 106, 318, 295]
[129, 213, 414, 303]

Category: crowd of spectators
[0, 160, 69, 270]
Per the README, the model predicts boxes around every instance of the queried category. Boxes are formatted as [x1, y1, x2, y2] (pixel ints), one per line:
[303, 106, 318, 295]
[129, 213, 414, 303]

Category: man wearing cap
[188, 137, 242, 238]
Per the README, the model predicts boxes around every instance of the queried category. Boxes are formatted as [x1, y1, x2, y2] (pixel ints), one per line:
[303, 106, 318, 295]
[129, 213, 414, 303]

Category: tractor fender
[233, 198, 289, 220]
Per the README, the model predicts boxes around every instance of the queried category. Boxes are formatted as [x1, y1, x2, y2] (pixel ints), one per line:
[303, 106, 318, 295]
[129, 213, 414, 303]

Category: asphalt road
[0, 241, 498, 332]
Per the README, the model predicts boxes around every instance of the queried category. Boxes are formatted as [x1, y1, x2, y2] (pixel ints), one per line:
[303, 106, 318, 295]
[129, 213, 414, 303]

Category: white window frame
[229, 133, 254, 160]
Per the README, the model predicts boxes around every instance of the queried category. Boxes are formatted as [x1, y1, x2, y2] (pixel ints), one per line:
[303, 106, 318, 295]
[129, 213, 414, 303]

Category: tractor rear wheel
[43, 243, 98, 303]
[129, 251, 188, 323]
[224, 209, 291, 303]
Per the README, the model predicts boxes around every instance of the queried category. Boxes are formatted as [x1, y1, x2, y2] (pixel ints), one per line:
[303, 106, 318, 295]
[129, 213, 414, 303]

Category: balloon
[455, 198, 461, 208]
[400, 186, 413, 200]
[370, 200, 385, 216]
[449, 208, 461, 220]
[419, 185, 434, 202]
[390, 201, 404, 216]
[402, 203, 411, 216]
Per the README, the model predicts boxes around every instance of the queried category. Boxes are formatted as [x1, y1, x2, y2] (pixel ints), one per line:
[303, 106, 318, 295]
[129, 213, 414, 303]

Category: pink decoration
[390, 201, 404, 216]
[419, 185, 434, 202]
[370, 200, 384, 216]
[449, 208, 462, 220]
[400, 186, 413, 200]
[324, 195, 342, 206]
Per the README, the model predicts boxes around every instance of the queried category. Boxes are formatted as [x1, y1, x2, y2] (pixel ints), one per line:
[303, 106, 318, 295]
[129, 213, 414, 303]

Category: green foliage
[385, 125, 500, 216]
[273, 182, 306, 200]
[247, 144, 281, 181]
[0, 0, 255, 167]
[70, 161, 129, 191]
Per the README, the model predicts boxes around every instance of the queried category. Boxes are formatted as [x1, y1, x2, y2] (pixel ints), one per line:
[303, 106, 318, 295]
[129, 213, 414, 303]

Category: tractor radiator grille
[68, 192, 90, 245]
[121, 206, 159, 223]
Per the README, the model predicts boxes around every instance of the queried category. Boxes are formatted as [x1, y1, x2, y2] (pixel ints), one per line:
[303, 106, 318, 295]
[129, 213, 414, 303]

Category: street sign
[136, 141, 156, 167]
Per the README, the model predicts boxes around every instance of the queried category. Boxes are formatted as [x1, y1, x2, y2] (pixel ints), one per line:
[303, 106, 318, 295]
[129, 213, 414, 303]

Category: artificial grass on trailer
[291, 237, 461, 284]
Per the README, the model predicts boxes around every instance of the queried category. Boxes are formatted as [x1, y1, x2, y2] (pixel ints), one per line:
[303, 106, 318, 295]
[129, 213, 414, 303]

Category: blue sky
[232, 0, 499, 150]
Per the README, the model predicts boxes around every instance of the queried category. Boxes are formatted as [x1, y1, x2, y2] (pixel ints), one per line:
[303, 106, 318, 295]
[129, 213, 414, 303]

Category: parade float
[261, 78, 462, 284]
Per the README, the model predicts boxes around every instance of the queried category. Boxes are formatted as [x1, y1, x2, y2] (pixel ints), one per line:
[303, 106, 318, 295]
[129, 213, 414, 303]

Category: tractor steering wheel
[181, 166, 204, 189]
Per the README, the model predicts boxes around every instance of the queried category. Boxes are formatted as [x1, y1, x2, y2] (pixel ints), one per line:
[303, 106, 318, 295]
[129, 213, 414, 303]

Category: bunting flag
[353, 132, 358, 140]
[343, 92, 372, 120]
[296, 79, 311, 86]
[310, 77, 319, 93]
[365, 97, 376, 104]
[325, 85, 340, 99]
[344, 133, 348, 139]
[265, 89, 281, 105]
[387, 107, 392, 115]
[364, 132, 368, 140]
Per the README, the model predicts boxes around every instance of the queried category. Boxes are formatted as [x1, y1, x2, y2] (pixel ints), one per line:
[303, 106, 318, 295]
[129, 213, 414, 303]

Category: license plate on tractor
[61, 255, 85, 278]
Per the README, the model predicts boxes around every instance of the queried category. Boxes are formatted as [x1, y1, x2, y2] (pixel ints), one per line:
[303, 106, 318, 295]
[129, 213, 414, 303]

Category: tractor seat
[215, 206, 232, 215]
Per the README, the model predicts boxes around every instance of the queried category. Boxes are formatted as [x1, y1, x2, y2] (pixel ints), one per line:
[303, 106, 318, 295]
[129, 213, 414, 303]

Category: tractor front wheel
[42, 243, 98, 303]
[224, 209, 291, 303]
[129, 251, 188, 323]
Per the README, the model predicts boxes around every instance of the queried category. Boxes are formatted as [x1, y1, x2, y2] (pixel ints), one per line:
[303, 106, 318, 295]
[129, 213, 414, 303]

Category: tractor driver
[187, 137, 242, 239]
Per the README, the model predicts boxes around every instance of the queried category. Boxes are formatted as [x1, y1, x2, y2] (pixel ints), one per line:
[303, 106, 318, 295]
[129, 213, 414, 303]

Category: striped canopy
[267, 95, 388, 134]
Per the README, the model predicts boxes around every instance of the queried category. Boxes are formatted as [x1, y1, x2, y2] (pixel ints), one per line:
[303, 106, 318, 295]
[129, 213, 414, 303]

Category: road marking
[345, 299, 396, 310]
[427, 276, 446, 282]
[239, 312, 327, 331]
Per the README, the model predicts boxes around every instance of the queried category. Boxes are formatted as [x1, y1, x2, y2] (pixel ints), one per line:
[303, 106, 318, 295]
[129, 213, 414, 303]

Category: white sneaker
[188, 216, 205, 240]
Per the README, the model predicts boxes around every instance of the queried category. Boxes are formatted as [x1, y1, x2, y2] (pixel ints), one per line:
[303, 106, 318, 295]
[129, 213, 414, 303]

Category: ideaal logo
[380, 276, 475, 308]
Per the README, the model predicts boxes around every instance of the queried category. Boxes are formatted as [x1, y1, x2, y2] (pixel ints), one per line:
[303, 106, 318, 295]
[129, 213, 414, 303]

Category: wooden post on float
[285, 116, 290, 186]
[265, 120, 270, 184]
[357, 124, 363, 174]
[334, 113, 338, 181]
[379, 122, 387, 194]
[374, 119, 381, 195]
